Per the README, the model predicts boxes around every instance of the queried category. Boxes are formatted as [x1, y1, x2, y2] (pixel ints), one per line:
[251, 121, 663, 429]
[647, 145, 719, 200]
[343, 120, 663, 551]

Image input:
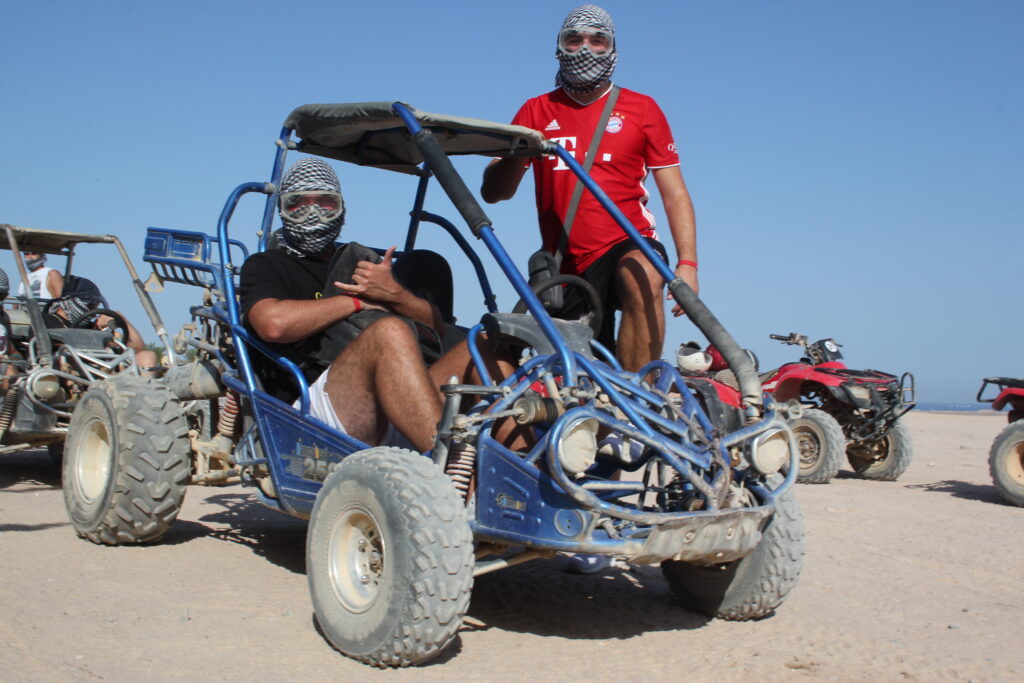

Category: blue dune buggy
[62, 102, 805, 667]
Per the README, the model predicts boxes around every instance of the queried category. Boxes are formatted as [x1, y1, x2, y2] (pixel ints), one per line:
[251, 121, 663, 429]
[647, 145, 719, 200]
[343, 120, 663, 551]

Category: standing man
[481, 4, 698, 373]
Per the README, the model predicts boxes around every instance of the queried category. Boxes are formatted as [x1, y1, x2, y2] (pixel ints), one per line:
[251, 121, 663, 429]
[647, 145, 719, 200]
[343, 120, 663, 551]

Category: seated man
[43, 275, 159, 370]
[17, 251, 63, 299]
[240, 158, 495, 452]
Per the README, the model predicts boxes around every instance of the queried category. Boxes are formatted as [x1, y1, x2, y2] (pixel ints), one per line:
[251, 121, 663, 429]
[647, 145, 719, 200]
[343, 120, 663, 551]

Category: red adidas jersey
[512, 86, 680, 275]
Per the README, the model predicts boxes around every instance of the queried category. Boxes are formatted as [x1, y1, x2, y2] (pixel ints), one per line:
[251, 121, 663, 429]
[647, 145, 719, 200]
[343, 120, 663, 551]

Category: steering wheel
[512, 274, 604, 335]
[70, 308, 130, 346]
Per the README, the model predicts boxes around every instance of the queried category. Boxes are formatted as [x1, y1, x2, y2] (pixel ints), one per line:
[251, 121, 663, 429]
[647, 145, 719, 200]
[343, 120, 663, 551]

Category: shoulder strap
[555, 85, 621, 267]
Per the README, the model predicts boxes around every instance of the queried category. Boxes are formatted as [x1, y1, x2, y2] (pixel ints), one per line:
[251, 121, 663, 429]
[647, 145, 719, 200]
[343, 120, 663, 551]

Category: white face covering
[554, 4, 618, 95]
[278, 158, 346, 258]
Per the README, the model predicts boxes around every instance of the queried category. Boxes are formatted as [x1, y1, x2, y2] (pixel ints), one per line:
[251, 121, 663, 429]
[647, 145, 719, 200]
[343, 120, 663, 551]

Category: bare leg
[324, 317, 442, 452]
[614, 249, 666, 372]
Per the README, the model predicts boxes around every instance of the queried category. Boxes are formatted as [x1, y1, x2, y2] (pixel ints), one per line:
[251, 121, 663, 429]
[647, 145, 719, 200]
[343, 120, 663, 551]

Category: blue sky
[1, 1, 1020, 403]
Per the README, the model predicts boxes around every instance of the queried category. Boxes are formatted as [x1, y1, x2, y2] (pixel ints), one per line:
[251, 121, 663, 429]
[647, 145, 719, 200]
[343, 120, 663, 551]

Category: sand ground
[1, 411, 1021, 681]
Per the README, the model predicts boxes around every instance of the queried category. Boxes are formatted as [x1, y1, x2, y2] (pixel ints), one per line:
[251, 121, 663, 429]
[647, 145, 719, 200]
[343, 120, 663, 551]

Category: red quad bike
[976, 378, 1024, 506]
[758, 333, 916, 484]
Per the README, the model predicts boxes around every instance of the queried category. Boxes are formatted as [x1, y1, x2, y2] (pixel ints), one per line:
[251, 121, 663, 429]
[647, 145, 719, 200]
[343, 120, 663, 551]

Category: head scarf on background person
[277, 158, 346, 258]
[57, 275, 105, 323]
[555, 4, 617, 95]
[0, 268, 8, 300]
[25, 253, 46, 271]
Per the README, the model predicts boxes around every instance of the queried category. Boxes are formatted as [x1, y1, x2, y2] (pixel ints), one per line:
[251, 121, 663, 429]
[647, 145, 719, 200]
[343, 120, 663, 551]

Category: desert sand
[1, 410, 1021, 681]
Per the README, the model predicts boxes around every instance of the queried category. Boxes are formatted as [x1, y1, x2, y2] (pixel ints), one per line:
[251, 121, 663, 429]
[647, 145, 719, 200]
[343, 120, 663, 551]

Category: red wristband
[677, 259, 698, 269]
[351, 296, 362, 313]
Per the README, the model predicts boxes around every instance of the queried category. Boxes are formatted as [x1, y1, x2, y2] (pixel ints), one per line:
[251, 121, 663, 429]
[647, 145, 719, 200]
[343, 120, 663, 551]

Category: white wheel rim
[327, 505, 385, 613]
[77, 416, 113, 503]
[1005, 440, 1024, 485]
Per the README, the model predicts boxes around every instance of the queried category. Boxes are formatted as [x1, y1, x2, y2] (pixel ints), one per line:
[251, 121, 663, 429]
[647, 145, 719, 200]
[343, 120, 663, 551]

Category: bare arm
[652, 165, 698, 316]
[46, 270, 64, 298]
[248, 295, 368, 344]
[481, 157, 529, 203]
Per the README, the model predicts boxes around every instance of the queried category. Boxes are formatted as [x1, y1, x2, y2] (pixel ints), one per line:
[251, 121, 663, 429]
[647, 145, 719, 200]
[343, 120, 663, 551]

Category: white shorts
[295, 366, 416, 451]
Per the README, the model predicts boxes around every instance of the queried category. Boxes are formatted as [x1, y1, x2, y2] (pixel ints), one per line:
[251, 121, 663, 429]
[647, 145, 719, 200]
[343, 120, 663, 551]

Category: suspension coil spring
[445, 441, 477, 502]
[0, 389, 17, 439]
[217, 389, 242, 438]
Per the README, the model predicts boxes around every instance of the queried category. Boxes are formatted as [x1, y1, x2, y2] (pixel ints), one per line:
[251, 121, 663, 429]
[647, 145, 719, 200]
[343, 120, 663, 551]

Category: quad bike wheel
[846, 419, 913, 481]
[307, 448, 474, 668]
[62, 376, 191, 544]
[988, 421, 1024, 507]
[790, 408, 844, 484]
[661, 483, 805, 620]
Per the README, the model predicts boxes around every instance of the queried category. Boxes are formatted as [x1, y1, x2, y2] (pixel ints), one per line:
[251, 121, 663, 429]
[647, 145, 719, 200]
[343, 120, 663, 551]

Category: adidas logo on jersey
[545, 119, 561, 131]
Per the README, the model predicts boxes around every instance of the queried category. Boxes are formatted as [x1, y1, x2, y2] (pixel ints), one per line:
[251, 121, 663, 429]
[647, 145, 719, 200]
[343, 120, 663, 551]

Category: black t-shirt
[239, 249, 333, 403]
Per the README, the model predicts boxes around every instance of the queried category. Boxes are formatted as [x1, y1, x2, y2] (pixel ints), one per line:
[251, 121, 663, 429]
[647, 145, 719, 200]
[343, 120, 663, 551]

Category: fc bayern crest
[606, 115, 623, 133]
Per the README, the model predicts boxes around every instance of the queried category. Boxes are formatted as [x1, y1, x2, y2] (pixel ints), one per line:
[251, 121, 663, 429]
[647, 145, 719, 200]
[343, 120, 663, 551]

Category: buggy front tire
[307, 448, 473, 668]
[790, 408, 844, 484]
[847, 419, 913, 481]
[989, 421, 1024, 507]
[62, 377, 190, 544]
[661, 485, 804, 620]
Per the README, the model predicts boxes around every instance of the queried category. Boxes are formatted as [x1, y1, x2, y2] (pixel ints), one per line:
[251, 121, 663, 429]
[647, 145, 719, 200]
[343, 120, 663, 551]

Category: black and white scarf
[278, 158, 346, 258]
[555, 4, 618, 95]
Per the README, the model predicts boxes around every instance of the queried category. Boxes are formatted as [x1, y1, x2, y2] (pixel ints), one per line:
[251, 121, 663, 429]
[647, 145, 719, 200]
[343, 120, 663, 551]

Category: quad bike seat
[984, 377, 1024, 389]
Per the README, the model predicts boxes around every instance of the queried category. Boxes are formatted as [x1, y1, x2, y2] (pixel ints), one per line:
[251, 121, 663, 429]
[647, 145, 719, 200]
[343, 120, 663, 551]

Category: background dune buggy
[0, 224, 174, 463]
[62, 102, 806, 667]
[977, 377, 1024, 506]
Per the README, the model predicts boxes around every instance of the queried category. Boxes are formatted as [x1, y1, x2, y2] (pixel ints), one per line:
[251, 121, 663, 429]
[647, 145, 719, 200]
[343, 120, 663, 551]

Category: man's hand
[668, 263, 699, 317]
[334, 246, 403, 306]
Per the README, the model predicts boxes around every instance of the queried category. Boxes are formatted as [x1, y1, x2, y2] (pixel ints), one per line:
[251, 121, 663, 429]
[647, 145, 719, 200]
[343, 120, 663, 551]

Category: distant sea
[916, 402, 997, 412]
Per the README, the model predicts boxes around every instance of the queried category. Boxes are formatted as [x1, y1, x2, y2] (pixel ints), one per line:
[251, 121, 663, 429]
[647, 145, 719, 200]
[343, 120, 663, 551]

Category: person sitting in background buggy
[0, 268, 19, 391]
[17, 251, 64, 299]
[43, 274, 159, 371]
[241, 158, 514, 453]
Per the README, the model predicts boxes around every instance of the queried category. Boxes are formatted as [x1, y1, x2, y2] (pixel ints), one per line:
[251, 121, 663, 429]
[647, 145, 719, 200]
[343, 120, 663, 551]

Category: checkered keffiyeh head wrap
[555, 4, 617, 94]
[58, 275, 105, 323]
[278, 158, 346, 258]
[0, 268, 8, 300]
[25, 253, 46, 271]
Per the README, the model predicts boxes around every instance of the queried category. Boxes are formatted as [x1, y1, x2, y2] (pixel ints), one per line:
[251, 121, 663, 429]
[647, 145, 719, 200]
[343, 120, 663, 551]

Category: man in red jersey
[482, 4, 698, 374]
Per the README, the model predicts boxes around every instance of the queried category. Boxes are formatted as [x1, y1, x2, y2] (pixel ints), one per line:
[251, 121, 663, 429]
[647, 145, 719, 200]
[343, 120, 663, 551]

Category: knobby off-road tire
[661, 485, 805, 620]
[988, 421, 1024, 507]
[790, 408, 844, 484]
[307, 448, 474, 668]
[847, 419, 913, 481]
[62, 376, 191, 544]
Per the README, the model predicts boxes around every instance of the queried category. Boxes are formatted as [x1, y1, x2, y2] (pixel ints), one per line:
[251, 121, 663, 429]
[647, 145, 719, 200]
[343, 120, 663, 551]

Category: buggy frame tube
[549, 144, 763, 411]
[6, 227, 53, 365]
[258, 127, 292, 252]
[217, 181, 274, 394]
[416, 210, 498, 313]
[403, 171, 430, 252]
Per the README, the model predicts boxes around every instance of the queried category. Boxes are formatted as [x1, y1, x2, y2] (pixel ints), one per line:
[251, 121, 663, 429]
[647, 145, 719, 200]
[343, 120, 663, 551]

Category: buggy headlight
[556, 417, 598, 475]
[749, 428, 789, 475]
[28, 371, 61, 402]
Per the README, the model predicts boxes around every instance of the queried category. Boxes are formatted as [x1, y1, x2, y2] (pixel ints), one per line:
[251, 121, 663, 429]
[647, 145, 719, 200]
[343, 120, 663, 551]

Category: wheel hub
[328, 505, 385, 613]
[796, 430, 820, 466]
[77, 416, 113, 503]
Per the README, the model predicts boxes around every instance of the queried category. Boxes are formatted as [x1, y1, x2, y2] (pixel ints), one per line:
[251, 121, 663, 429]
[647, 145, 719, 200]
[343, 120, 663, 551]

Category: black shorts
[559, 236, 668, 351]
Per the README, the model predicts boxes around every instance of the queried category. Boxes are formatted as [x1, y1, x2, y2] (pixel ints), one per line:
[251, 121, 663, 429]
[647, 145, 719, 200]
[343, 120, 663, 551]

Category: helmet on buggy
[55, 275, 108, 322]
[676, 341, 712, 374]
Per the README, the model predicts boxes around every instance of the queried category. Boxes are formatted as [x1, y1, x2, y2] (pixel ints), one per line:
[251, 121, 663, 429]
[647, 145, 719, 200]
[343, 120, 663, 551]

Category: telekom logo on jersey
[546, 137, 613, 171]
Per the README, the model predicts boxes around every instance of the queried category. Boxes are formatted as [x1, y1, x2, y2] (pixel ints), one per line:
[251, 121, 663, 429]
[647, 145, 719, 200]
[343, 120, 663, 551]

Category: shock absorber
[217, 390, 242, 439]
[445, 441, 477, 502]
[0, 388, 18, 441]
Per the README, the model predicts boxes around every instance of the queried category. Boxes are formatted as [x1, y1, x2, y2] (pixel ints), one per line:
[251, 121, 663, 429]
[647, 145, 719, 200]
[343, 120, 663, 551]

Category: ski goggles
[557, 29, 614, 56]
[279, 191, 344, 222]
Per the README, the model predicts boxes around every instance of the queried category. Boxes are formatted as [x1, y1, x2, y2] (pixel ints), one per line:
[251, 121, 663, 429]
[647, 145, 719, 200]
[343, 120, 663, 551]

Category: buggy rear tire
[661, 485, 804, 620]
[307, 448, 473, 667]
[989, 421, 1024, 507]
[62, 376, 190, 544]
[790, 408, 844, 484]
[846, 419, 913, 481]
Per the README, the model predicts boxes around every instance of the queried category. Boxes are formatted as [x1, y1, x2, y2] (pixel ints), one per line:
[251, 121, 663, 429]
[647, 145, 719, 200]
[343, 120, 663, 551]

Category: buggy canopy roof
[0, 224, 118, 255]
[284, 102, 547, 174]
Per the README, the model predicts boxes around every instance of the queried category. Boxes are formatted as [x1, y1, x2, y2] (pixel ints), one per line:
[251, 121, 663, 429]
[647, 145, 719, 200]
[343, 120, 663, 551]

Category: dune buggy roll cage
[145, 101, 794, 536]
